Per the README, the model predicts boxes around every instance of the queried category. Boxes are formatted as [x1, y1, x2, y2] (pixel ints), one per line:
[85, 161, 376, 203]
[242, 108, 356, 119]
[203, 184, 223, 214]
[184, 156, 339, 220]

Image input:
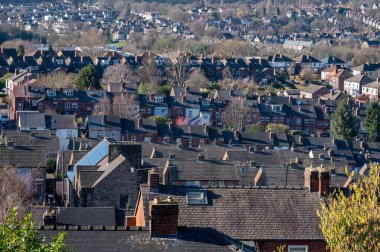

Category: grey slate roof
[0, 145, 46, 167]
[40, 229, 233, 252]
[156, 187, 324, 241]
[56, 207, 125, 226]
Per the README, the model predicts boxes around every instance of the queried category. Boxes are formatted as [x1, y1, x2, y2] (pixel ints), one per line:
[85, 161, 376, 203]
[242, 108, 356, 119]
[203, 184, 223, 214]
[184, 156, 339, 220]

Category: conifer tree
[331, 99, 358, 140]
[364, 101, 380, 141]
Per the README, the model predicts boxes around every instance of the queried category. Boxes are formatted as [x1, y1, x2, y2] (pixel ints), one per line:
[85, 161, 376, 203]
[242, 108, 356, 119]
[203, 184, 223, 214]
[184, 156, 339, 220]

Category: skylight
[186, 190, 208, 205]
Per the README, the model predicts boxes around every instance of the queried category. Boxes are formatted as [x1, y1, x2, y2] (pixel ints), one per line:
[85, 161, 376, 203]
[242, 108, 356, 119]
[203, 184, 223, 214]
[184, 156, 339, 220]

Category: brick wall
[304, 167, 319, 192]
[258, 240, 328, 252]
[150, 203, 178, 236]
[83, 162, 145, 208]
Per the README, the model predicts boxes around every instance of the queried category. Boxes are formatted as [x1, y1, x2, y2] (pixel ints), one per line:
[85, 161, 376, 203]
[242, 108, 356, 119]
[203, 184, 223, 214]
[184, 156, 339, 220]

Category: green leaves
[331, 98, 358, 140]
[74, 65, 101, 90]
[364, 101, 380, 141]
[0, 208, 67, 252]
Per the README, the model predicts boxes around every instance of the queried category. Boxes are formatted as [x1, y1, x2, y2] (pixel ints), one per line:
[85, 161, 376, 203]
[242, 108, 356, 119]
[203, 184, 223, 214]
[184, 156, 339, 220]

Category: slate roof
[18, 111, 46, 129]
[301, 84, 328, 94]
[320, 56, 345, 65]
[46, 115, 77, 129]
[0, 145, 46, 167]
[345, 74, 374, 84]
[56, 207, 125, 226]
[156, 187, 324, 241]
[168, 159, 238, 181]
[40, 229, 233, 252]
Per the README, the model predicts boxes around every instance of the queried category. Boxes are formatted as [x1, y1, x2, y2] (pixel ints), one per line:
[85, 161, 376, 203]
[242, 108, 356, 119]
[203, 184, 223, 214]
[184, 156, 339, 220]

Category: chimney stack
[360, 140, 366, 150]
[181, 95, 187, 102]
[148, 168, 159, 192]
[169, 153, 176, 160]
[204, 124, 209, 134]
[197, 152, 205, 162]
[304, 167, 330, 196]
[269, 132, 274, 140]
[298, 136, 304, 144]
[150, 197, 178, 236]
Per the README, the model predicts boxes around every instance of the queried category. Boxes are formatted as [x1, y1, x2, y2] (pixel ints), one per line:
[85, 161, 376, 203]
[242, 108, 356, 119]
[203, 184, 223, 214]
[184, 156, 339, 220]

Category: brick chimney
[269, 132, 274, 140]
[319, 169, 330, 196]
[197, 152, 205, 161]
[148, 168, 159, 192]
[204, 124, 209, 134]
[304, 167, 330, 196]
[150, 197, 178, 236]
[304, 167, 319, 192]
[298, 136, 304, 144]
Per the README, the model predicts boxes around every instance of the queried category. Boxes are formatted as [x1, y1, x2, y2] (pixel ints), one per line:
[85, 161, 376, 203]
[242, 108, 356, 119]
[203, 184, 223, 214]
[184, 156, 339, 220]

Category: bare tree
[112, 92, 138, 118]
[185, 69, 209, 88]
[102, 64, 135, 85]
[0, 166, 35, 222]
[39, 70, 76, 88]
[138, 54, 160, 93]
[95, 96, 113, 115]
[166, 52, 189, 87]
[221, 97, 248, 131]
[80, 30, 108, 57]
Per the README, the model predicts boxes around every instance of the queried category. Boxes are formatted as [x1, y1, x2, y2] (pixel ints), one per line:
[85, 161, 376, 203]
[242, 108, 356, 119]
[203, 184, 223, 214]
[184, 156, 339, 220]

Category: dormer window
[65, 89, 74, 97]
[155, 96, 164, 103]
[47, 90, 56, 97]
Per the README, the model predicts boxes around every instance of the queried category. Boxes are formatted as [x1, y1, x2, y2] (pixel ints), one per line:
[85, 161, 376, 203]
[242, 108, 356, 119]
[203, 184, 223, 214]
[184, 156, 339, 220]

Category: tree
[221, 97, 248, 131]
[102, 64, 135, 85]
[364, 101, 380, 141]
[39, 70, 76, 88]
[185, 69, 209, 88]
[79, 30, 108, 57]
[0, 208, 66, 251]
[331, 99, 358, 140]
[317, 163, 380, 252]
[138, 54, 159, 93]
[16, 44, 25, 56]
[95, 96, 112, 115]
[248, 123, 265, 133]
[276, 6, 280, 16]
[125, 2, 131, 18]
[266, 123, 288, 134]
[166, 52, 189, 87]
[0, 167, 34, 222]
[74, 65, 101, 89]
[112, 92, 138, 118]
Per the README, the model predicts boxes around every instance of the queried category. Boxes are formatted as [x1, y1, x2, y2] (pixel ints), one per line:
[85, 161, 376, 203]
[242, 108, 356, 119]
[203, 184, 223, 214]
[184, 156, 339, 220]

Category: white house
[344, 74, 374, 97]
[17, 111, 46, 131]
[46, 115, 78, 150]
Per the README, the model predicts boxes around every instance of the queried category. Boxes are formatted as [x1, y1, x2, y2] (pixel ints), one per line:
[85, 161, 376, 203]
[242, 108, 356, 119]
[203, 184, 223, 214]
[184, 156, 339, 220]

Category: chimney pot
[148, 168, 159, 192]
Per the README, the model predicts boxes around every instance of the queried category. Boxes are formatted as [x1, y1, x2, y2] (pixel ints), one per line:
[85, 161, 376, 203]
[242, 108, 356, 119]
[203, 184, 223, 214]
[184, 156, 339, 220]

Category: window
[304, 119, 309, 124]
[310, 119, 315, 123]
[219, 180, 225, 186]
[53, 102, 58, 109]
[178, 110, 183, 117]
[296, 118, 301, 125]
[185, 181, 201, 187]
[288, 245, 308, 252]
[186, 190, 208, 205]
[39, 103, 43, 109]
[47, 90, 56, 97]
[188, 110, 193, 117]
[240, 167, 248, 173]
[65, 102, 70, 109]
[155, 96, 163, 103]
[72, 103, 78, 108]
[65, 89, 74, 97]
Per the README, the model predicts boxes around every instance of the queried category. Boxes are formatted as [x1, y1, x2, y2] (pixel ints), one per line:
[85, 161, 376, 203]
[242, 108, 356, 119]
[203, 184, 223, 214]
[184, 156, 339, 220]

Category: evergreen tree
[276, 6, 280, 16]
[364, 101, 380, 141]
[74, 65, 101, 90]
[331, 99, 358, 140]
[200, 0, 205, 8]
[262, 7, 267, 16]
[16, 44, 25, 56]
[125, 2, 131, 18]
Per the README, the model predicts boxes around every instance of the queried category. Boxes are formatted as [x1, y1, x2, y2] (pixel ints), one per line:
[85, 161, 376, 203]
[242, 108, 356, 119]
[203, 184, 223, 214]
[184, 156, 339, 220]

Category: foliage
[0, 208, 67, 252]
[317, 163, 380, 252]
[16, 44, 25, 56]
[363, 101, 380, 142]
[331, 99, 358, 140]
[151, 116, 170, 125]
[76, 117, 84, 125]
[46, 158, 56, 174]
[138, 83, 149, 94]
[74, 65, 101, 89]
[0, 73, 11, 90]
[159, 84, 172, 95]
[266, 123, 288, 134]
[248, 123, 265, 133]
